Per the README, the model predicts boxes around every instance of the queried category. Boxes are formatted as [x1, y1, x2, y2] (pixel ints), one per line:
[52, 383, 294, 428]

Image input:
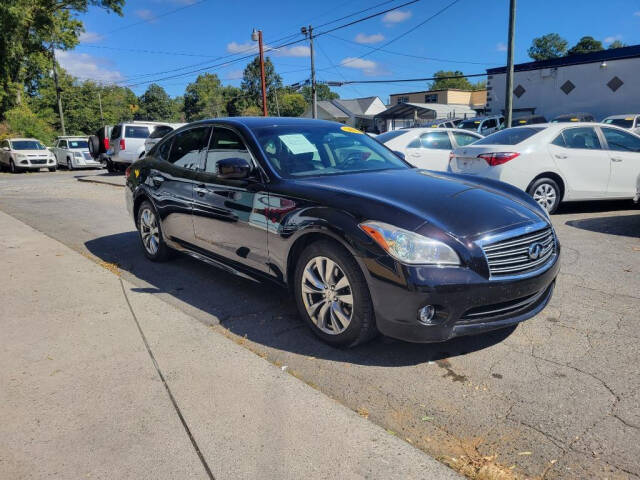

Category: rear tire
[528, 177, 561, 214]
[294, 239, 377, 347]
[106, 159, 115, 173]
[137, 200, 172, 262]
[48, 167, 57, 172]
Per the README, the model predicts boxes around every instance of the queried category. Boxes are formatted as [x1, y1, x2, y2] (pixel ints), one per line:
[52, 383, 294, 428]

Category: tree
[279, 93, 306, 117]
[608, 40, 626, 49]
[183, 73, 228, 120]
[3, 104, 55, 143]
[241, 56, 282, 114]
[567, 36, 603, 56]
[301, 84, 339, 104]
[527, 33, 568, 61]
[429, 70, 474, 90]
[0, 0, 124, 117]
[136, 84, 174, 122]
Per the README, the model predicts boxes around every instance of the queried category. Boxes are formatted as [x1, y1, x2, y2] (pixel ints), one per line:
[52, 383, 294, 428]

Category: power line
[321, 72, 487, 85]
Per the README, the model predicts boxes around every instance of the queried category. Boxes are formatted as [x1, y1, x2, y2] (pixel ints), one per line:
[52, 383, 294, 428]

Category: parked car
[551, 112, 595, 123]
[52, 136, 101, 170]
[103, 121, 158, 171]
[125, 117, 558, 347]
[0, 138, 57, 173]
[458, 115, 505, 135]
[415, 119, 460, 129]
[141, 123, 186, 159]
[513, 115, 547, 126]
[602, 114, 640, 134]
[449, 123, 640, 213]
[89, 125, 113, 166]
[378, 128, 482, 171]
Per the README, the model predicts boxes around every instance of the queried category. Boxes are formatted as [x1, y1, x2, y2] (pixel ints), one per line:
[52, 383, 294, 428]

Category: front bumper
[15, 159, 56, 169]
[363, 251, 560, 343]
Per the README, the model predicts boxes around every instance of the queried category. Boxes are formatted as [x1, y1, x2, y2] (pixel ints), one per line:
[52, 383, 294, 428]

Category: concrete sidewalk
[0, 211, 461, 480]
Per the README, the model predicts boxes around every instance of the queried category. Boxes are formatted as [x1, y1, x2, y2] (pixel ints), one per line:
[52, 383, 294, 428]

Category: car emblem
[528, 242, 543, 260]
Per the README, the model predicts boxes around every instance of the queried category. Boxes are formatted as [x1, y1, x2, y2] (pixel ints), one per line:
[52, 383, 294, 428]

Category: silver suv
[107, 122, 157, 170]
[458, 115, 505, 135]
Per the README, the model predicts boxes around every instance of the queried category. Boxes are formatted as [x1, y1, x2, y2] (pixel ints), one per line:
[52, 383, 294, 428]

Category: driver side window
[204, 127, 253, 174]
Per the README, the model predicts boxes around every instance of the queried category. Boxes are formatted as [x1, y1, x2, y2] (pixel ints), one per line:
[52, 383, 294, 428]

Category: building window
[396, 96, 409, 104]
[424, 94, 438, 103]
[560, 80, 575, 95]
[607, 76, 624, 92]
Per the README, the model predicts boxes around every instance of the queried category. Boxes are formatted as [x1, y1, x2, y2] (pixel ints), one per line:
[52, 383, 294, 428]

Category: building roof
[316, 101, 349, 119]
[487, 44, 640, 75]
[390, 88, 485, 96]
[375, 102, 477, 119]
[333, 97, 382, 116]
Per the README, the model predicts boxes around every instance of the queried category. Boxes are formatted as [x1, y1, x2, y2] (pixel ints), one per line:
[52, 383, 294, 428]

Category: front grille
[460, 284, 553, 323]
[30, 159, 47, 165]
[482, 227, 555, 277]
[83, 152, 93, 160]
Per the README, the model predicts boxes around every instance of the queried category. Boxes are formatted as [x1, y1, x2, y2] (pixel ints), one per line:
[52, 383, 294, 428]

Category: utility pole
[251, 28, 268, 117]
[98, 90, 104, 124]
[51, 46, 66, 135]
[302, 25, 317, 118]
[504, 0, 516, 128]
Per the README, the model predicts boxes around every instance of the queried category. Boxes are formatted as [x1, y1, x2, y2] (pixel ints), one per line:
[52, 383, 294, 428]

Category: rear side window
[150, 125, 174, 139]
[601, 127, 640, 152]
[561, 127, 601, 150]
[419, 131, 452, 150]
[110, 125, 121, 140]
[205, 128, 252, 174]
[156, 138, 173, 162]
[453, 132, 480, 146]
[168, 127, 210, 169]
[475, 127, 544, 145]
[125, 126, 151, 139]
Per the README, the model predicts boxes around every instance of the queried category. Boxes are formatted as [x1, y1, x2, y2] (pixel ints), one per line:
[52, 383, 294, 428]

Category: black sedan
[124, 117, 559, 347]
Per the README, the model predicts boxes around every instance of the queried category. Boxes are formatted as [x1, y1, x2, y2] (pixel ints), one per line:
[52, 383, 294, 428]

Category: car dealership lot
[1, 170, 638, 479]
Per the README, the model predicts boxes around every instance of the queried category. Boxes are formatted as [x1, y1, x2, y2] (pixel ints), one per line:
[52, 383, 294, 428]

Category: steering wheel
[340, 151, 370, 170]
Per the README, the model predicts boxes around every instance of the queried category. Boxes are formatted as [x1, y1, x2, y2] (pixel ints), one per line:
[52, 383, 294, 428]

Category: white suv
[107, 122, 156, 170]
[52, 136, 101, 170]
[0, 138, 57, 173]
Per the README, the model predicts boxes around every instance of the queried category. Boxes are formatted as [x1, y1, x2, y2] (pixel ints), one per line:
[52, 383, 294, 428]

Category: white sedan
[377, 128, 483, 171]
[449, 123, 640, 213]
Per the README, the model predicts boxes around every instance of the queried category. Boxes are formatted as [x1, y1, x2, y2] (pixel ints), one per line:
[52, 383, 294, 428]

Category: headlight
[359, 221, 460, 266]
[15, 153, 26, 160]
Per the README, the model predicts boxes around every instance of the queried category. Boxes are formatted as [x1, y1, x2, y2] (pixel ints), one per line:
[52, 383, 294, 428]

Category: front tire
[9, 160, 19, 174]
[294, 240, 377, 347]
[48, 167, 57, 172]
[67, 157, 74, 170]
[137, 200, 171, 262]
[528, 177, 561, 214]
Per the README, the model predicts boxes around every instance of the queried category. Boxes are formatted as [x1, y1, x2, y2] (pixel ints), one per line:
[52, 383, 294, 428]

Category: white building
[485, 45, 640, 121]
[374, 102, 477, 131]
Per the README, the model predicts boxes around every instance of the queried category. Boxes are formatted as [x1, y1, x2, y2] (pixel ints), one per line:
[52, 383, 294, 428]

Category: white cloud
[226, 42, 310, 57]
[135, 9, 156, 21]
[355, 33, 384, 44]
[634, 10, 640, 16]
[340, 57, 384, 76]
[224, 69, 244, 80]
[496, 42, 507, 52]
[382, 10, 412, 24]
[78, 31, 104, 43]
[604, 34, 622, 44]
[55, 50, 124, 83]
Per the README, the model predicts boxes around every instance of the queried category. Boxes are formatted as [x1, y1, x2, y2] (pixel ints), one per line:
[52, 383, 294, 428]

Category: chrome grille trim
[479, 224, 556, 279]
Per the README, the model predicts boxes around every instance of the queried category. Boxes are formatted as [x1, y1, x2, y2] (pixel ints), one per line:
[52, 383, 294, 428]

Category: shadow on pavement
[565, 213, 640, 238]
[85, 231, 515, 367]
[555, 199, 637, 215]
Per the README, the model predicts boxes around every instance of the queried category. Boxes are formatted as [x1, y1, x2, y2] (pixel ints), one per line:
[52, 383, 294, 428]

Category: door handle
[151, 175, 165, 184]
[611, 157, 623, 162]
[194, 185, 208, 196]
[554, 154, 568, 159]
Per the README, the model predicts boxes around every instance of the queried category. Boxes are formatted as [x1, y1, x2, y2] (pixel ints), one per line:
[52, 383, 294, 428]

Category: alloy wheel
[533, 183, 557, 212]
[301, 256, 353, 335]
[139, 208, 160, 255]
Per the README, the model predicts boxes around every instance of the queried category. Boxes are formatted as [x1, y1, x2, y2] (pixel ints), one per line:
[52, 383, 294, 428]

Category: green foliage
[301, 84, 339, 103]
[429, 71, 483, 91]
[242, 105, 262, 116]
[0, 0, 124, 117]
[567, 36, 603, 56]
[3, 104, 55, 143]
[136, 84, 174, 122]
[279, 93, 306, 117]
[241, 56, 282, 114]
[184, 73, 235, 120]
[608, 40, 626, 50]
[527, 33, 568, 61]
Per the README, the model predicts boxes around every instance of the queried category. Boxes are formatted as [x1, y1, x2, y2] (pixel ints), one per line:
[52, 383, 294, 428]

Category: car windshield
[474, 127, 545, 145]
[459, 120, 481, 130]
[603, 118, 634, 128]
[68, 140, 88, 149]
[253, 124, 409, 178]
[11, 140, 46, 150]
[376, 130, 407, 143]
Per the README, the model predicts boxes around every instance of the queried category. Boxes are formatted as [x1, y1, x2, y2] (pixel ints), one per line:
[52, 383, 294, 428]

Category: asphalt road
[1, 170, 639, 479]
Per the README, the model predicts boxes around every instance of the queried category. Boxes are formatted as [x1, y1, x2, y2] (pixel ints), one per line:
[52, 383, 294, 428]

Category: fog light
[20, 160, 28, 165]
[418, 305, 436, 325]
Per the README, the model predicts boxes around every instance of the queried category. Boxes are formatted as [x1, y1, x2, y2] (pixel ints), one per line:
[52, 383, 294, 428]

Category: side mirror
[393, 150, 405, 160]
[216, 157, 252, 179]
[2, 146, 9, 151]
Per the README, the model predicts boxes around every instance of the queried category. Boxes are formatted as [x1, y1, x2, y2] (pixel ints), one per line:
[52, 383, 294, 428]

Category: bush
[2, 105, 56, 144]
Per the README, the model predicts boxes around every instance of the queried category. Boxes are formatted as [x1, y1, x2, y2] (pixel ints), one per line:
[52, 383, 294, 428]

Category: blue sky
[62, 0, 640, 103]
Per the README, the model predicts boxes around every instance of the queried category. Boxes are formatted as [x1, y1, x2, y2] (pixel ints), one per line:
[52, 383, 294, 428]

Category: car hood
[13, 149, 50, 155]
[288, 168, 546, 240]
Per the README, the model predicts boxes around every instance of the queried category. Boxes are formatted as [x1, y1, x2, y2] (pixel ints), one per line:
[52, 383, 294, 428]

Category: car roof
[57, 136, 87, 139]
[188, 117, 344, 130]
[7, 137, 41, 141]
[603, 114, 639, 119]
[459, 115, 502, 122]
